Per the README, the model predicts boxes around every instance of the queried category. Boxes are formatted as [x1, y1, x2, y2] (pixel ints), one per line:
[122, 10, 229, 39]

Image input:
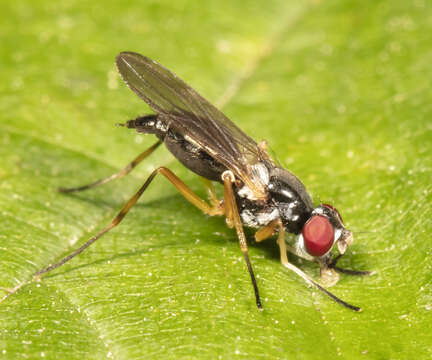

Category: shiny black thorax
[128, 114, 314, 234]
[235, 164, 314, 234]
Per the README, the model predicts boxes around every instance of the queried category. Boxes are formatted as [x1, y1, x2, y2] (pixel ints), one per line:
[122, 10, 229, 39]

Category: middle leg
[222, 171, 262, 309]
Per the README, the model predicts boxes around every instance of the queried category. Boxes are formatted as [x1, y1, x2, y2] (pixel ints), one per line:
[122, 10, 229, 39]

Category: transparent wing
[116, 52, 269, 196]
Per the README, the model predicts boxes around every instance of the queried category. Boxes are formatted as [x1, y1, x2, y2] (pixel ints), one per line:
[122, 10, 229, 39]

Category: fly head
[297, 204, 353, 263]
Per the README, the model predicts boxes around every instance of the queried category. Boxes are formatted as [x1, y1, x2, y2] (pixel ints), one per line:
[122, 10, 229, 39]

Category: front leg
[273, 221, 361, 311]
[328, 254, 373, 276]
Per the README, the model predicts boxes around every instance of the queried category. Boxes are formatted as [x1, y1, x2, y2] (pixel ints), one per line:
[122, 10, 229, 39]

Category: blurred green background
[1, 0, 431, 359]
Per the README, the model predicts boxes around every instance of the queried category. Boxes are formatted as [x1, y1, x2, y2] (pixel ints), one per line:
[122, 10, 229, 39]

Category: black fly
[35, 52, 370, 311]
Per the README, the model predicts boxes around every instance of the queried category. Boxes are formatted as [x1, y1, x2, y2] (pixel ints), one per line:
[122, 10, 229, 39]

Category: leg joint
[221, 170, 235, 183]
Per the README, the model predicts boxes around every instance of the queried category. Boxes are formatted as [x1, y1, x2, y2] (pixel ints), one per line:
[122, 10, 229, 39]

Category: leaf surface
[1, 0, 431, 359]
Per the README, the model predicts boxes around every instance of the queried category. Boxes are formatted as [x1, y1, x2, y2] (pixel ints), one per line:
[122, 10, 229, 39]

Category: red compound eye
[322, 203, 343, 223]
[302, 215, 334, 257]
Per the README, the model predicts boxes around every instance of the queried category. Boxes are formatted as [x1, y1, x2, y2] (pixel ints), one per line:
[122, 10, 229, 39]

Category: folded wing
[116, 52, 269, 198]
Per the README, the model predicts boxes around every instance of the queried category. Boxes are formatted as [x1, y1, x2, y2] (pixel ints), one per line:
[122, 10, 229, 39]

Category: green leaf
[1, 0, 432, 359]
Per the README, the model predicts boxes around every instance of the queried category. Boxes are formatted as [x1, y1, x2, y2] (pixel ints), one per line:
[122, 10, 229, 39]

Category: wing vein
[116, 52, 269, 196]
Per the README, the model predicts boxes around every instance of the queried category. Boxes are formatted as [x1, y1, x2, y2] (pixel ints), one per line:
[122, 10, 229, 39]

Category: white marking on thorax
[238, 185, 255, 200]
[289, 201, 299, 209]
[279, 204, 302, 223]
[256, 208, 279, 225]
[241, 208, 280, 228]
[281, 189, 294, 199]
[156, 119, 168, 132]
[238, 162, 269, 201]
[240, 209, 256, 228]
[251, 162, 269, 185]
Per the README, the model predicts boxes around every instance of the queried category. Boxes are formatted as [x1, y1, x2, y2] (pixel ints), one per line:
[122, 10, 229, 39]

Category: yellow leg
[255, 219, 280, 242]
[274, 220, 361, 311]
[59, 140, 162, 193]
[255, 219, 288, 267]
[222, 171, 262, 309]
[35, 167, 223, 276]
[200, 177, 223, 210]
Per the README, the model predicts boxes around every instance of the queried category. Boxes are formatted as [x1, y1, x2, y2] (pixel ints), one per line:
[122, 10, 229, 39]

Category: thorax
[236, 164, 314, 234]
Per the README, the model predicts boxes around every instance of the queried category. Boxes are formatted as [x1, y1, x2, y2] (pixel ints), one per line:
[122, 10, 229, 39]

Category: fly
[34, 52, 371, 311]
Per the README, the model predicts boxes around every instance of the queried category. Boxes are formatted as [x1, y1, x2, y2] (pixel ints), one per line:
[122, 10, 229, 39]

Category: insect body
[35, 52, 370, 311]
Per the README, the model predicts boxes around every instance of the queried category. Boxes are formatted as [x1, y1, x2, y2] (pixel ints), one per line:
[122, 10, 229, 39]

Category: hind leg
[59, 140, 162, 193]
[36, 167, 224, 276]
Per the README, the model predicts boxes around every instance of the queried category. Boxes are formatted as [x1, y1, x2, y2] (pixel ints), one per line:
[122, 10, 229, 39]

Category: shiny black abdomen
[164, 130, 227, 181]
[131, 114, 226, 181]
